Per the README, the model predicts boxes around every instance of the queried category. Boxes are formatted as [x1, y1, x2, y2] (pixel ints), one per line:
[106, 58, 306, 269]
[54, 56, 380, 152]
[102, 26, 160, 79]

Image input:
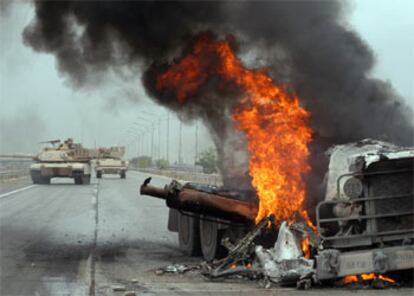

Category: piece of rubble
[296, 278, 312, 290]
[272, 221, 303, 260]
[130, 278, 139, 283]
[202, 215, 273, 279]
[124, 292, 136, 296]
[255, 221, 315, 285]
[112, 285, 126, 291]
[155, 264, 198, 275]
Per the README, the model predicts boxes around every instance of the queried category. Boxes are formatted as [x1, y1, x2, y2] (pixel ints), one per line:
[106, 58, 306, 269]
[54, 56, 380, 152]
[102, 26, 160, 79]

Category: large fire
[157, 33, 313, 224]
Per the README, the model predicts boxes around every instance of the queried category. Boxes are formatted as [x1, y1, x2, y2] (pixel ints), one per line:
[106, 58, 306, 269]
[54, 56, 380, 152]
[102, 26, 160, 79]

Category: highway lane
[1, 171, 413, 296]
[0, 178, 96, 295]
[0, 172, 184, 296]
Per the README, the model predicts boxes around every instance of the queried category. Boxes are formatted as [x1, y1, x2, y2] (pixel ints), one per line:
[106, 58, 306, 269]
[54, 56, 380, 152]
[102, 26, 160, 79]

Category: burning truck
[141, 139, 414, 284]
[138, 35, 414, 285]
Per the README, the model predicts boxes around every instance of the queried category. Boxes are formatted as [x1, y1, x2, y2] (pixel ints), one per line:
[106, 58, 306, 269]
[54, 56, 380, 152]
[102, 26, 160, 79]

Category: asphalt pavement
[0, 171, 412, 296]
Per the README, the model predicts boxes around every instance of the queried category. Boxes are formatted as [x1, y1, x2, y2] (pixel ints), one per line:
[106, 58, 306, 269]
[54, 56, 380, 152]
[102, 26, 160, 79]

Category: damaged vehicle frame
[315, 140, 414, 280]
[140, 140, 414, 281]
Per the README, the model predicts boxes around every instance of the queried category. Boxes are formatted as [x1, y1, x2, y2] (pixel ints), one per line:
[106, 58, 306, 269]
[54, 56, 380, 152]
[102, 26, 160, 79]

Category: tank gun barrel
[38, 139, 61, 146]
[140, 177, 258, 222]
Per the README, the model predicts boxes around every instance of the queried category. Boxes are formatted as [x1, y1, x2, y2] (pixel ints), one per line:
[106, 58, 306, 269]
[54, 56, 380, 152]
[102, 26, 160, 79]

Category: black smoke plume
[23, 1, 414, 205]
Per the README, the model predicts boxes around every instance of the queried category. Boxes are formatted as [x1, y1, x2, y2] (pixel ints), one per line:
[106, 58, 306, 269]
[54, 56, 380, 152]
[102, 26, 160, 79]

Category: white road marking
[0, 185, 37, 199]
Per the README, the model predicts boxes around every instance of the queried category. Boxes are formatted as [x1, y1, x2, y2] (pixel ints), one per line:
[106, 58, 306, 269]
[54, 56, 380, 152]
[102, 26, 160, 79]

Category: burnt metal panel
[316, 245, 414, 279]
[316, 158, 413, 249]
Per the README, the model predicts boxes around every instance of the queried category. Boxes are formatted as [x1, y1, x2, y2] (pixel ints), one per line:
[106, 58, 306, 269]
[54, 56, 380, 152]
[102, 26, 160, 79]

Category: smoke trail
[23, 1, 413, 199]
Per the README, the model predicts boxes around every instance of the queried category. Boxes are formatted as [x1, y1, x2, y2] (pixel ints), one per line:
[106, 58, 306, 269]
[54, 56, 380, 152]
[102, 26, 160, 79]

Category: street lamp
[135, 116, 155, 161]
[135, 112, 170, 162]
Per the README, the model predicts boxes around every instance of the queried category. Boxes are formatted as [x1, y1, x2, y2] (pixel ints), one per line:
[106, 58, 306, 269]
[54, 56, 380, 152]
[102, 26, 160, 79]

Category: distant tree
[195, 147, 218, 174]
[130, 156, 152, 168]
[155, 158, 169, 170]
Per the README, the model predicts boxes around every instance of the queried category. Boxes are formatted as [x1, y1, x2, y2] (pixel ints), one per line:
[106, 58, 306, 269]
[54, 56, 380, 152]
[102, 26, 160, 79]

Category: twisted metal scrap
[202, 215, 275, 279]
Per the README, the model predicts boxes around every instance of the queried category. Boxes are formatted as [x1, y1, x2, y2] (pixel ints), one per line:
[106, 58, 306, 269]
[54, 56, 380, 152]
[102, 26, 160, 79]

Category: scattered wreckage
[140, 140, 414, 287]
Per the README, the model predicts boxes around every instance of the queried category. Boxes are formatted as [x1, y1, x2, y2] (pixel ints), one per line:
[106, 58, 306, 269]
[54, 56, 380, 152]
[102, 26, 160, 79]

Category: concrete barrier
[0, 157, 31, 182]
[0, 170, 29, 182]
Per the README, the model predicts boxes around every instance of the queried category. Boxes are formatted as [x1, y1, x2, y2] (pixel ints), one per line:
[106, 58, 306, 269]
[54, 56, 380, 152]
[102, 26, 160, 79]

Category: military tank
[30, 138, 93, 185]
[95, 146, 128, 179]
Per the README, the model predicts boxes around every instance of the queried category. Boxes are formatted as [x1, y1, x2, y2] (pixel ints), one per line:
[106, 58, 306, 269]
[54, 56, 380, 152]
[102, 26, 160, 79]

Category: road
[0, 172, 412, 296]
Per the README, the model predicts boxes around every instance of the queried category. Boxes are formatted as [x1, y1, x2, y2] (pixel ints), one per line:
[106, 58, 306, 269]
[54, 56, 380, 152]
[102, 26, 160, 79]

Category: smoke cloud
[23, 1, 414, 201]
[0, 106, 48, 154]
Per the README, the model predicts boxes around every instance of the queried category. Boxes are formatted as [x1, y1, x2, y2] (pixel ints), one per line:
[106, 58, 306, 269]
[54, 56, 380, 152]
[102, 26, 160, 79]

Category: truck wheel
[120, 171, 126, 179]
[199, 219, 225, 261]
[82, 175, 91, 185]
[178, 213, 201, 256]
[96, 171, 102, 179]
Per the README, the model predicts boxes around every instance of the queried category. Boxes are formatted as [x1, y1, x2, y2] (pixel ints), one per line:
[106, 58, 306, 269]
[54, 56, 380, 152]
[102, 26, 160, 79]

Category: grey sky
[1, 0, 413, 160]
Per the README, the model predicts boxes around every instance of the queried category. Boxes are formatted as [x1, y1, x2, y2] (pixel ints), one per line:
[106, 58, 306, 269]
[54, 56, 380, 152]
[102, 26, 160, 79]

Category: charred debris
[141, 178, 320, 288]
[140, 140, 414, 289]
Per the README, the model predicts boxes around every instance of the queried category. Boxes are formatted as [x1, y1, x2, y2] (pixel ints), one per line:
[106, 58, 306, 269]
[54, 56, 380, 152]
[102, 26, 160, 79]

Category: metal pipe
[140, 178, 258, 222]
[140, 184, 169, 200]
[177, 189, 257, 221]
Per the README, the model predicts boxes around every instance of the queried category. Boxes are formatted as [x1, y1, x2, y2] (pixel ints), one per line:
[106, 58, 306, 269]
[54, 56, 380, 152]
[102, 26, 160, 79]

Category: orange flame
[157, 33, 313, 224]
[343, 275, 359, 284]
[301, 237, 311, 259]
[378, 275, 396, 284]
[343, 273, 396, 284]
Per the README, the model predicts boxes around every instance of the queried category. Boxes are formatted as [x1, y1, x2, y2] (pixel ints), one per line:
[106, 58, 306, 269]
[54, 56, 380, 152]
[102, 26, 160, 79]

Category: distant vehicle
[95, 146, 128, 179]
[30, 138, 93, 185]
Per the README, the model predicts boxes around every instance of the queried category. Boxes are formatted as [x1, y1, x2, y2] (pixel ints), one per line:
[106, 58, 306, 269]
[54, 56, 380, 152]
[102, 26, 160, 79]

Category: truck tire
[199, 219, 225, 261]
[178, 213, 201, 256]
[120, 170, 126, 179]
[82, 175, 91, 185]
[96, 171, 102, 179]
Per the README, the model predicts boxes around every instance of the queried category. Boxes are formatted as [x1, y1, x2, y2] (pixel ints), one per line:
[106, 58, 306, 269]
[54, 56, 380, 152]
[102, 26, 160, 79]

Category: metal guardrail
[0, 169, 29, 181]
[0, 157, 32, 181]
[133, 168, 223, 186]
[0, 154, 34, 159]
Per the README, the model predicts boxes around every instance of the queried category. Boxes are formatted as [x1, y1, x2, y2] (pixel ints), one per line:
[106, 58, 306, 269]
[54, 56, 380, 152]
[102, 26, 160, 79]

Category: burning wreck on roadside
[141, 139, 414, 288]
[139, 31, 414, 289]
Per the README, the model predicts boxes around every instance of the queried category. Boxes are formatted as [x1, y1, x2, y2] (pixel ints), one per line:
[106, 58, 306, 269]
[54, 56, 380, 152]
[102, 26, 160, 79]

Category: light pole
[127, 127, 145, 158]
[195, 120, 199, 164]
[178, 121, 183, 164]
[166, 113, 170, 163]
[158, 117, 161, 161]
[135, 117, 155, 162]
